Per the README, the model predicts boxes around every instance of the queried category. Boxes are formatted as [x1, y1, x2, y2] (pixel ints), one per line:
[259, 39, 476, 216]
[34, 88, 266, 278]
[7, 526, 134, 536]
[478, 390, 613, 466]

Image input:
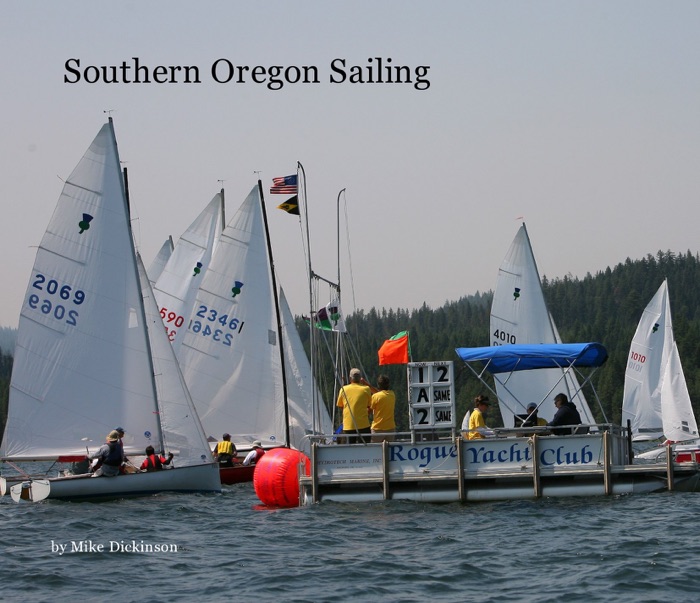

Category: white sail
[177, 185, 287, 448]
[148, 236, 174, 285]
[622, 280, 698, 442]
[152, 194, 224, 354]
[1, 120, 220, 502]
[279, 287, 333, 454]
[661, 342, 698, 442]
[490, 223, 596, 427]
[137, 254, 214, 466]
[1, 121, 162, 460]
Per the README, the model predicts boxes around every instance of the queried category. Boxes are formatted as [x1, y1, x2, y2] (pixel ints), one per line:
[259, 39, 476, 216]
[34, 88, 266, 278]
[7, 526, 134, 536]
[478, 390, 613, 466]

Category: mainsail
[489, 223, 596, 427]
[176, 184, 288, 448]
[1, 120, 214, 469]
[152, 193, 224, 354]
[1, 121, 162, 460]
[621, 279, 698, 442]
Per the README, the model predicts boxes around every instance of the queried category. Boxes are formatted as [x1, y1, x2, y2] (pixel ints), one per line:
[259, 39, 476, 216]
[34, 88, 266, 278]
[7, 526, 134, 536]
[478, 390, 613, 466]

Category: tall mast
[258, 180, 291, 447]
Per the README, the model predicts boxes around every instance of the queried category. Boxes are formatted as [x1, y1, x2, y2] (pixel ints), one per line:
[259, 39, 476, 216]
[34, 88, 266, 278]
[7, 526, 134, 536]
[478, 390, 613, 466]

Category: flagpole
[336, 188, 347, 395]
[297, 161, 319, 434]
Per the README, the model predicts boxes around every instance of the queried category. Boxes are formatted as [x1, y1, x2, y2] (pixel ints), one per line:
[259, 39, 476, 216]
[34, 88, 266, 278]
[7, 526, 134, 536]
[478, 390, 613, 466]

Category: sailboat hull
[10, 463, 221, 502]
[219, 464, 255, 485]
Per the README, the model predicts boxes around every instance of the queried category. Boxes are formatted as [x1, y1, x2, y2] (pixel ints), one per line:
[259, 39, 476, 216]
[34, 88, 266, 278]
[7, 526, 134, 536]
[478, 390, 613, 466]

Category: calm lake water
[1, 482, 698, 602]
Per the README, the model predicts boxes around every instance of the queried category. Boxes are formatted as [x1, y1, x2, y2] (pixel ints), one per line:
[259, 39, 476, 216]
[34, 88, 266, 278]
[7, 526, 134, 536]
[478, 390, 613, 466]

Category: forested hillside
[2, 251, 699, 436]
[304, 250, 700, 431]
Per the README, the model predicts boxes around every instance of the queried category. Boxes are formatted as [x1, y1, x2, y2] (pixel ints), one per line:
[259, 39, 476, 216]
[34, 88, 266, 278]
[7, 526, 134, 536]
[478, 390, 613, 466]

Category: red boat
[218, 460, 255, 485]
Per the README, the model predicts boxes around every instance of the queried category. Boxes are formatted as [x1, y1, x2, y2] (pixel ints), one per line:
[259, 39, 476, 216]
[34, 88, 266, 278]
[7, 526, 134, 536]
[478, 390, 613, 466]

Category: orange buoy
[253, 447, 310, 508]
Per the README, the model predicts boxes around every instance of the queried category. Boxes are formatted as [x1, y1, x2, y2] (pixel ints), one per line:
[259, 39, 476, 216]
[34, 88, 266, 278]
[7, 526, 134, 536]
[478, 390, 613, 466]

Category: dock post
[666, 442, 674, 491]
[311, 442, 319, 503]
[603, 430, 612, 495]
[456, 437, 465, 502]
[532, 435, 541, 498]
[382, 440, 390, 500]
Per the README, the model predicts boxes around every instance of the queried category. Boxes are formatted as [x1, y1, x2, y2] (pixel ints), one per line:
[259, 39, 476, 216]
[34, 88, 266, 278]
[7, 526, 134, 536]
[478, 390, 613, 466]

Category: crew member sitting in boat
[547, 393, 583, 435]
[89, 430, 125, 477]
[467, 395, 495, 440]
[140, 445, 174, 472]
[514, 403, 548, 436]
[242, 441, 265, 466]
[213, 433, 238, 467]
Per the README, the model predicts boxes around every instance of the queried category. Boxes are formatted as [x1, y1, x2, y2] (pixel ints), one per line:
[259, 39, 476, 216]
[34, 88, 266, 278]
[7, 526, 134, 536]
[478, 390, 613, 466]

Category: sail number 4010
[492, 329, 516, 345]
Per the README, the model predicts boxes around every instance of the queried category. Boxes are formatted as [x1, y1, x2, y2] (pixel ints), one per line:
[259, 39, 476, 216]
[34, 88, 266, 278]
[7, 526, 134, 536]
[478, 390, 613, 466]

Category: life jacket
[253, 448, 265, 463]
[103, 441, 123, 467]
[143, 454, 163, 472]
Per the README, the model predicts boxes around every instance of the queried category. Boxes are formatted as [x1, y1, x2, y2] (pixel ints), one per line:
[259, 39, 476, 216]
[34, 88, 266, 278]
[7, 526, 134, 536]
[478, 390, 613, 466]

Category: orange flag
[378, 331, 410, 365]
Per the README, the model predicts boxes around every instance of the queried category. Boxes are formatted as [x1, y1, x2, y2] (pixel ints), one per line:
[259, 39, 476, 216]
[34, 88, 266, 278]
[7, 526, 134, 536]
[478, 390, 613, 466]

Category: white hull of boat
[635, 441, 700, 463]
[9, 463, 221, 502]
[299, 433, 700, 505]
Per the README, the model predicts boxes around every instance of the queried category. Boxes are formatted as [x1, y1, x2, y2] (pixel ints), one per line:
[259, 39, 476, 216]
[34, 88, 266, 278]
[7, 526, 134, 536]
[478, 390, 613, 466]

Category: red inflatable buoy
[253, 447, 310, 508]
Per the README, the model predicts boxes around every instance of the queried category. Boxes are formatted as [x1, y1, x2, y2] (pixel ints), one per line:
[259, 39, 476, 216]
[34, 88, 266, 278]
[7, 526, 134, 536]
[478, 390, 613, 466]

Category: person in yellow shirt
[467, 395, 495, 440]
[370, 374, 396, 442]
[337, 368, 372, 444]
[213, 433, 237, 466]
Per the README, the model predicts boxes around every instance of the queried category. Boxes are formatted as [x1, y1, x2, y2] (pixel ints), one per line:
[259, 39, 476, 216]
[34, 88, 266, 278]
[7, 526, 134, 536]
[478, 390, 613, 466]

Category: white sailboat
[176, 184, 319, 451]
[622, 280, 699, 460]
[152, 192, 224, 354]
[489, 223, 598, 428]
[0, 119, 220, 501]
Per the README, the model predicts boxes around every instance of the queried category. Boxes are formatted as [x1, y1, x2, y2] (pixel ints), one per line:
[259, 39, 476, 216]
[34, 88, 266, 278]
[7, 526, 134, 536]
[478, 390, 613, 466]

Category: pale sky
[2, 1, 699, 328]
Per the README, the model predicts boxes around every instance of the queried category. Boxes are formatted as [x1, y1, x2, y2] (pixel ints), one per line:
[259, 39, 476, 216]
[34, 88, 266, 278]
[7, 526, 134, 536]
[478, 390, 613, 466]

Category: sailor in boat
[547, 393, 583, 435]
[114, 426, 130, 473]
[337, 368, 372, 444]
[467, 395, 496, 440]
[139, 446, 174, 472]
[213, 433, 238, 467]
[242, 441, 265, 466]
[89, 431, 126, 477]
[518, 403, 548, 428]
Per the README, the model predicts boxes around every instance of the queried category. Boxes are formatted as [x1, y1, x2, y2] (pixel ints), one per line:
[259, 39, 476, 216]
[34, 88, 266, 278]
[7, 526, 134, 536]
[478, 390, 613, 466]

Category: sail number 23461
[27, 273, 85, 326]
[188, 304, 245, 347]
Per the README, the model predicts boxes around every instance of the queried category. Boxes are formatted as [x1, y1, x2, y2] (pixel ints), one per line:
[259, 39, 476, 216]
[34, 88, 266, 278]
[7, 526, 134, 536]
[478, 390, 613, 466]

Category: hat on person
[107, 430, 120, 442]
[527, 403, 537, 411]
[252, 440, 262, 448]
[115, 427, 125, 434]
[349, 368, 362, 379]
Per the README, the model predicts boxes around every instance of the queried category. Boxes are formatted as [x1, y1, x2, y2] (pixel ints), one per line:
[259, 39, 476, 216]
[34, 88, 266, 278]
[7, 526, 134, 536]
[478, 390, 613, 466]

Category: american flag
[270, 174, 298, 194]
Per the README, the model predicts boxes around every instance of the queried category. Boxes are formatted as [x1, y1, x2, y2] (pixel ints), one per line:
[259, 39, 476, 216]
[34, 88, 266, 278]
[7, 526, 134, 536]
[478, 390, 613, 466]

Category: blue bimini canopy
[455, 343, 608, 374]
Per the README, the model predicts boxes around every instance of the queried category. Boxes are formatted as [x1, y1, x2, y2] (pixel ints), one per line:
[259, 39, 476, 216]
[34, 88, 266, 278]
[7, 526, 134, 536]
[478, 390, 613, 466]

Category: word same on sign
[407, 361, 455, 429]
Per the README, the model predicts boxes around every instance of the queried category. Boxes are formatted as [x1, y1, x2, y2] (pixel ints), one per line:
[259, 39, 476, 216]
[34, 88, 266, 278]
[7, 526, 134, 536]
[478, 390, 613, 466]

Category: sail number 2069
[27, 273, 85, 326]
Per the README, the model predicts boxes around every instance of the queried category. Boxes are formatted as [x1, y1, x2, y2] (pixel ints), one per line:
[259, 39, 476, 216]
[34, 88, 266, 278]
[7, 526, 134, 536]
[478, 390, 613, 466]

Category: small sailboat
[490, 223, 599, 428]
[175, 182, 332, 484]
[622, 280, 700, 461]
[0, 119, 221, 501]
[152, 192, 224, 354]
